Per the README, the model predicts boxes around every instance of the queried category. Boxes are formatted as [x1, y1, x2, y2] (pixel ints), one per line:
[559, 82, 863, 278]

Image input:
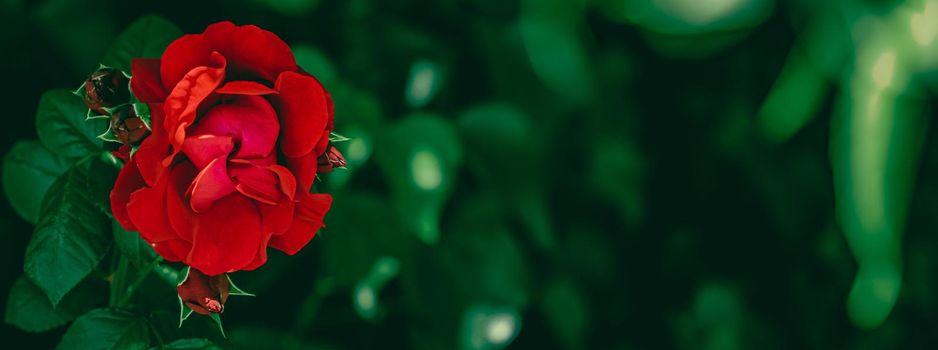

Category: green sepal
[72, 81, 86, 98]
[208, 313, 225, 338]
[226, 274, 255, 297]
[329, 132, 350, 142]
[176, 266, 192, 328]
[101, 103, 128, 116]
[178, 295, 193, 328]
[97, 126, 119, 143]
[133, 102, 152, 129]
[176, 266, 190, 287]
[85, 109, 109, 121]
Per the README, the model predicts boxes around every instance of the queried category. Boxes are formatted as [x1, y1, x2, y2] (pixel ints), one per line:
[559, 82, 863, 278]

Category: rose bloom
[111, 22, 333, 276]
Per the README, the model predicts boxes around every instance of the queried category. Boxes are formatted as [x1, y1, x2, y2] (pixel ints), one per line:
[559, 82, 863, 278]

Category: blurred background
[4, 0, 938, 348]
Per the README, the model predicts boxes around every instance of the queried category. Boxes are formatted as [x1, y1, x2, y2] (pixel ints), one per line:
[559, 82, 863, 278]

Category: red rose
[110, 22, 333, 276]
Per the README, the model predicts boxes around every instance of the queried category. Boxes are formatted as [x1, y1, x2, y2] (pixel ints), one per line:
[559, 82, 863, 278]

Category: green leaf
[35, 89, 107, 160]
[519, 0, 594, 103]
[292, 43, 337, 88]
[352, 256, 400, 321]
[405, 59, 444, 108]
[57, 308, 150, 350]
[4, 276, 105, 333]
[320, 194, 413, 288]
[112, 220, 156, 268]
[539, 279, 588, 349]
[149, 339, 220, 350]
[4, 276, 71, 332]
[101, 15, 183, 73]
[375, 114, 463, 244]
[2, 140, 72, 224]
[831, 45, 925, 330]
[24, 156, 117, 305]
[458, 305, 521, 350]
[250, 0, 321, 16]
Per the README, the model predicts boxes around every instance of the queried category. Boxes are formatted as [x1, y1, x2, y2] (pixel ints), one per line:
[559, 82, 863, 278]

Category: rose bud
[110, 106, 150, 145]
[177, 268, 230, 315]
[317, 144, 347, 173]
[83, 68, 130, 114]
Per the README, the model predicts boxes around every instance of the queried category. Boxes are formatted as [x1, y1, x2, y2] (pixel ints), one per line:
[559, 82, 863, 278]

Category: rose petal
[216, 81, 278, 95]
[268, 164, 297, 200]
[181, 134, 234, 170]
[111, 158, 146, 231]
[285, 152, 317, 194]
[126, 168, 177, 243]
[160, 34, 215, 91]
[201, 21, 297, 83]
[166, 163, 198, 242]
[130, 58, 168, 103]
[134, 103, 170, 186]
[186, 193, 263, 275]
[272, 71, 330, 158]
[269, 193, 332, 255]
[187, 157, 237, 213]
[191, 95, 279, 159]
[315, 90, 335, 156]
[262, 198, 295, 236]
[163, 51, 227, 152]
[151, 240, 184, 262]
[240, 231, 274, 271]
[230, 163, 280, 205]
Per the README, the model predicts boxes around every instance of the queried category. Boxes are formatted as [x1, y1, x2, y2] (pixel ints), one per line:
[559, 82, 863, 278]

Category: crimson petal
[269, 193, 332, 255]
[216, 80, 278, 95]
[126, 168, 177, 243]
[130, 58, 168, 103]
[187, 193, 263, 275]
[181, 134, 234, 170]
[272, 71, 330, 158]
[110, 158, 146, 231]
[187, 157, 237, 213]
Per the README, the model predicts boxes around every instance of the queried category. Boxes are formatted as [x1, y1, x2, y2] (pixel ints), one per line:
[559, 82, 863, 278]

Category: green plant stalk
[112, 256, 163, 307]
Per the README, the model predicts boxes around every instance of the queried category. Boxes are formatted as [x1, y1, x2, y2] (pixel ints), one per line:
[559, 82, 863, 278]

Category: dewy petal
[269, 193, 332, 255]
[271, 71, 330, 158]
[180, 134, 234, 170]
[191, 95, 279, 159]
[187, 157, 237, 213]
[126, 168, 177, 244]
[111, 158, 146, 231]
[187, 193, 263, 275]
[216, 81, 278, 95]
[163, 51, 227, 152]
[130, 58, 168, 103]
[201, 21, 297, 82]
